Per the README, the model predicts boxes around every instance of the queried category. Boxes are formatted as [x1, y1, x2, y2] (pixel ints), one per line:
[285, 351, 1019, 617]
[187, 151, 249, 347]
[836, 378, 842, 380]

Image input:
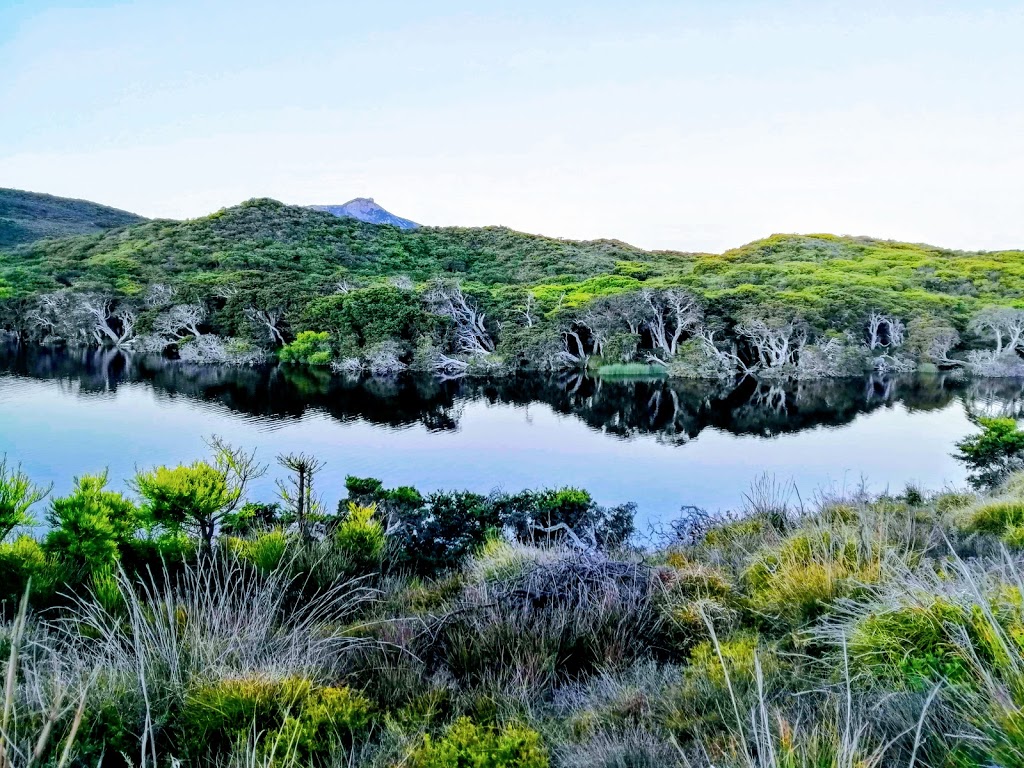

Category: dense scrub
[4, 421, 1024, 765]
[3, 197, 1024, 377]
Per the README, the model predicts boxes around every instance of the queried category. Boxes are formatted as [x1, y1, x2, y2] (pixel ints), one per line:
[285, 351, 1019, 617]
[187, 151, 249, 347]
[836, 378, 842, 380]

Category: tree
[276, 452, 325, 541]
[0, 459, 49, 541]
[134, 437, 265, 551]
[955, 417, 1024, 490]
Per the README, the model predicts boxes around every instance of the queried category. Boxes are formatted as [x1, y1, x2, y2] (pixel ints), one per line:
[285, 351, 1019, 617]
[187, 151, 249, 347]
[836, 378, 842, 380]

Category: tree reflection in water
[2, 344, 1023, 443]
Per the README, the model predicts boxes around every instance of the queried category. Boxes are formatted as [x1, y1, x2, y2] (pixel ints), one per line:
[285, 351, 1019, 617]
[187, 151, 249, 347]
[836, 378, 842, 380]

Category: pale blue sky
[1, 0, 1022, 252]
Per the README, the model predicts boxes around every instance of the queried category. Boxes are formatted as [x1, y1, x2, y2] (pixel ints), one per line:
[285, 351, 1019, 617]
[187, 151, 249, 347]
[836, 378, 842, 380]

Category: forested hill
[0, 188, 146, 249]
[2, 195, 1024, 377]
[2, 196, 1021, 318]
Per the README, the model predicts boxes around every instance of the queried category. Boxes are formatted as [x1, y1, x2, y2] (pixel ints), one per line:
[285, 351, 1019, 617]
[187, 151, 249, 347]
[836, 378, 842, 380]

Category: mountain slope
[311, 197, 419, 229]
[0, 188, 146, 248]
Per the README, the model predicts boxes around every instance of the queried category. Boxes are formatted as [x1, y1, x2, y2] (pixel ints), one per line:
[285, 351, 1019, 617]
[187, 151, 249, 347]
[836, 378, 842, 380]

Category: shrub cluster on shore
[5, 420, 1024, 765]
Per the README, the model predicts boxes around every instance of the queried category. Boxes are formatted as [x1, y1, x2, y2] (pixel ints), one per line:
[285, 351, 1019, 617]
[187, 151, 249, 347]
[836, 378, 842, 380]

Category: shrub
[0, 535, 60, 606]
[268, 685, 373, 762]
[134, 438, 263, 550]
[743, 528, 879, 629]
[961, 499, 1024, 540]
[407, 717, 549, 768]
[230, 529, 291, 574]
[0, 458, 49, 541]
[45, 472, 142, 574]
[847, 601, 976, 690]
[179, 675, 311, 757]
[663, 632, 780, 741]
[279, 330, 333, 366]
[334, 502, 386, 573]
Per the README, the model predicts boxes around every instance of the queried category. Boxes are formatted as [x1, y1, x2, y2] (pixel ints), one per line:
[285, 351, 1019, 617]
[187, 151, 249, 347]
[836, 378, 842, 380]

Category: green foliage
[962, 499, 1024, 539]
[0, 535, 60, 605]
[955, 417, 1024, 489]
[407, 717, 549, 768]
[848, 601, 976, 690]
[0, 457, 49, 541]
[44, 472, 141, 573]
[279, 330, 333, 366]
[743, 527, 879, 629]
[135, 461, 230, 533]
[180, 676, 371, 763]
[229, 529, 291, 574]
[334, 502, 386, 572]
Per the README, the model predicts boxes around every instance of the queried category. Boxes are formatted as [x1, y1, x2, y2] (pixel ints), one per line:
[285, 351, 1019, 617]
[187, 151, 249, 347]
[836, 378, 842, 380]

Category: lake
[2, 345, 1020, 529]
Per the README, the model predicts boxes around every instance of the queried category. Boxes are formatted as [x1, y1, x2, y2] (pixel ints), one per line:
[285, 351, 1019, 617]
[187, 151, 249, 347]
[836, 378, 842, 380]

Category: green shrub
[962, 499, 1024, 540]
[45, 472, 142, 574]
[847, 601, 975, 690]
[229, 529, 291, 574]
[0, 535, 60, 606]
[180, 675, 311, 757]
[743, 528, 879, 629]
[663, 632, 780, 740]
[334, 502, 386, 573]
[279, 330, 333, 365]
[0, 458, 49, 541]
[268, 685, 373, 762]
[407, 717, 549, 768]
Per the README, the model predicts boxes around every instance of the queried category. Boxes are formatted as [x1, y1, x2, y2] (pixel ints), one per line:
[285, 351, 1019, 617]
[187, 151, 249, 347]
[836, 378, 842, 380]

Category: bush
[961, 499, 1024, 540]
[279, 330, 333, 365]
[0, 458, 49, 541]
[743, 528, 879, 629]
[407, 717, 549, 768]
[847, 601, 976, 690]
[45, 472, 142, 574]
[334, 502, 386, 573]
[268, 685, 373, 762]
[229, 529, 291, 574]
[0, 535, 60, 606]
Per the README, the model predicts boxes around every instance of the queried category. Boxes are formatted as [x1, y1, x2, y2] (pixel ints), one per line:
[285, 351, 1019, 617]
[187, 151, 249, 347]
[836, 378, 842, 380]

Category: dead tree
[866, 311, 906, 349]
[153, 304, 206, 340]
[736, 317, 808, 370]
[78, 294, 137, 348]
[641, 289, 702, 358]
[276, 452, 326, 542]
[244, 306, 286, 346]
[969, 307, 1024, 355]
[424, 279, 494, 357]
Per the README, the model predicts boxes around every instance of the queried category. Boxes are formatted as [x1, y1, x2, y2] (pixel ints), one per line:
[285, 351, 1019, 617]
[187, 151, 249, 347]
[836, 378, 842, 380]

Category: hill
[311, 197, 419, 229]
[0, 188, 146, 248]
[0, 195, 1021, 376]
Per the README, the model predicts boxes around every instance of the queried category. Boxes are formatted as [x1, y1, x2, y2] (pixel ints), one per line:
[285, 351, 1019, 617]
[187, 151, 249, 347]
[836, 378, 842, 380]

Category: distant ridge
[0, 188, 146, 248]
[310, 198, 419, 229]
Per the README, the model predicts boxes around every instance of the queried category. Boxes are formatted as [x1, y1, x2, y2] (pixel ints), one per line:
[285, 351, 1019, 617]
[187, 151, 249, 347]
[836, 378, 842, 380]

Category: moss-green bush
[847, 601, 976, 690]
[335, 502, 386, 573]
[743, 528, 879, 629]
[961, 499, 1024, 540]
[407, 717, 549, 768]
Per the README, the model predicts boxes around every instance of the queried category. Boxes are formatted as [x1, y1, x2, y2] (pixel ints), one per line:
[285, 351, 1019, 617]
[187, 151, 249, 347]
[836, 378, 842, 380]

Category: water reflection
[3, 345, 1022, 443]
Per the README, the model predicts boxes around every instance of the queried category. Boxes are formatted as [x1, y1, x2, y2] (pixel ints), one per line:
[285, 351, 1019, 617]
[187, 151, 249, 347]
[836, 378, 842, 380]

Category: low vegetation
[0, 419, 1022, 765]
[3, 197, 1024, 378]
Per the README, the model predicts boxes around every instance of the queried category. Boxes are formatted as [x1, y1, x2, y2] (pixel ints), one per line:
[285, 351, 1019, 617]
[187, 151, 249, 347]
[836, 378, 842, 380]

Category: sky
[1, 0, 1022, 253]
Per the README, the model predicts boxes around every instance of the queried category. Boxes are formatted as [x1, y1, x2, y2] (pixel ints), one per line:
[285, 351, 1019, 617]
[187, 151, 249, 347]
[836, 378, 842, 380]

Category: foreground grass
[7, 461, 1024, 765]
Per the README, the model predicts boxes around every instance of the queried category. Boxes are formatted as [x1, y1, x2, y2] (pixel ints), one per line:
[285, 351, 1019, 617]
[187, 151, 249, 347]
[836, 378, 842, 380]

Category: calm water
[3, 346, 1022, 527]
